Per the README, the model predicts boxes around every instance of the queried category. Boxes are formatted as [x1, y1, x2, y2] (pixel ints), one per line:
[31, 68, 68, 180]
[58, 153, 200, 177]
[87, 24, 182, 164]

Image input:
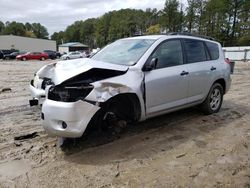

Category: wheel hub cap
[210, 88, 221, 111]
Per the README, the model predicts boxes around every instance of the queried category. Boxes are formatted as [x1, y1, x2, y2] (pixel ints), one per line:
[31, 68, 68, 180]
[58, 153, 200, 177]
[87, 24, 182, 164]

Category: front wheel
[201, 83, 223, 115]
[40, 57, 45, 61]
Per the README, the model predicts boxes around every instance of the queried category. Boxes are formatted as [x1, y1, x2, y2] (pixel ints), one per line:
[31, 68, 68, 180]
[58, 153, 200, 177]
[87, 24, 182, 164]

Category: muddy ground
[0, 60, 249, 188]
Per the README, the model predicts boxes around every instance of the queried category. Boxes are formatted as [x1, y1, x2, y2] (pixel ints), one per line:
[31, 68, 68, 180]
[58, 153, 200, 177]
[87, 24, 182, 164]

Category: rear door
[145, 39, 189, 116]
[182, 39, 218, 103]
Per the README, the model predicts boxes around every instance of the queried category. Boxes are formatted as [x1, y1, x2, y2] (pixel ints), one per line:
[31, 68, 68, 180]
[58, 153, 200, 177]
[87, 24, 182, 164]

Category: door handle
[180, 71, 189, 76]
[211, 66, 216, 71]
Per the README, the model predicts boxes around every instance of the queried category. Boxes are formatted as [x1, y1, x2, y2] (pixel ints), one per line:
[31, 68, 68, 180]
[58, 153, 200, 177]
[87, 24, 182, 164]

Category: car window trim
[203, 41, 212, 61]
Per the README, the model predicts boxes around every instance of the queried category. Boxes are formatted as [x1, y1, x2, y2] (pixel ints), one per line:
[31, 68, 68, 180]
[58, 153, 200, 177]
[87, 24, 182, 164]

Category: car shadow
[62, 99, 249, 165]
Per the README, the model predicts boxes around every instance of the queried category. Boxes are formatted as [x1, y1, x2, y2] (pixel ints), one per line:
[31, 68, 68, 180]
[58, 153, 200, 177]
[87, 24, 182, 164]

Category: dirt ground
[0, 59, 249, 188]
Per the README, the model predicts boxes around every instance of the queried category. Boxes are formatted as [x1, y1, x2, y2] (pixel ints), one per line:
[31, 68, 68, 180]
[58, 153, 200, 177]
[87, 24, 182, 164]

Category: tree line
[51, 0, 250, 48]
[0, 21, 49, 39]
[1, 0, 249, 47]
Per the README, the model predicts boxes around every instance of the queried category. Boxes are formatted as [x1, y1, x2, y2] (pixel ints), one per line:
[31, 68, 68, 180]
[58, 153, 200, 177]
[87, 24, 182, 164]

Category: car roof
[122, 35, 163, 40]
[122, 34, 220, 45]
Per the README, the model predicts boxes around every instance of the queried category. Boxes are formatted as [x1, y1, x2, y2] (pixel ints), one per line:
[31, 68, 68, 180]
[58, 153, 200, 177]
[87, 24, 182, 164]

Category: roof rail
[167, 32, 216, 41]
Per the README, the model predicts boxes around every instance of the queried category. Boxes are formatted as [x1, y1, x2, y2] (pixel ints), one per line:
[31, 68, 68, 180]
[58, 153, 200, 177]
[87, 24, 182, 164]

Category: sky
[0, 0, 178, 35]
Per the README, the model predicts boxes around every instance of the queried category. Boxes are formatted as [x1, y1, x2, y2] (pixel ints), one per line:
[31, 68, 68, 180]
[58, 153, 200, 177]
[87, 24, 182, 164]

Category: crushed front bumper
[41, 99, 100, 138]
[29, 84, 46, 105]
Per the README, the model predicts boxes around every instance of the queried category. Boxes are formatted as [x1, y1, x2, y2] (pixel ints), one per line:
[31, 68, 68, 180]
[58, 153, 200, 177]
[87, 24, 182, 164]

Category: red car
[16, 52, 49, 61]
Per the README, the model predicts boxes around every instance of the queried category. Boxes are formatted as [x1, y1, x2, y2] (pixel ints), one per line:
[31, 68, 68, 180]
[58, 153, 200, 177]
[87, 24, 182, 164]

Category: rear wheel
[201, 83, 223, 115]
[40, 57, 45, 61]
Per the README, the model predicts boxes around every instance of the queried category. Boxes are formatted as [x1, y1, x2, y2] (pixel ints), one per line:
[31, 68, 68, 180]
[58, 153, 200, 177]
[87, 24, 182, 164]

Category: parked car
[61, 51, 84, 60]
[56, 52, 61, 58]
[16, 52, 49, 61]
[0, 49, 18, 59]
[29, 33, 231, 139]
[3, 51, 26, 60]
[43, 50, 57, 59]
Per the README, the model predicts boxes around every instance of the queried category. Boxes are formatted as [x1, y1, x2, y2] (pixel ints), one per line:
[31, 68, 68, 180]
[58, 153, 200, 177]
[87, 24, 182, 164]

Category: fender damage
[41, 58, 145, 138]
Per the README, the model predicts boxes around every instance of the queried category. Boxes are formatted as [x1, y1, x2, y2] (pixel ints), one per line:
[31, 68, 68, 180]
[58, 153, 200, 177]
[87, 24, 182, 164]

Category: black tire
[66, 57, 70, 60]
[22, 57, 27, 61]
[201, 83, 223, 115]
[40, 57, 45, 61]
[90, 99, 129, 133]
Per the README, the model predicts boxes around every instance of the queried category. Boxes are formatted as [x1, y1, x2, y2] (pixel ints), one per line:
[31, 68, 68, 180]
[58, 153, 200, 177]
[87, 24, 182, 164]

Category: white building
[58, 42, 89, 54]
[0, 35, 56, 52]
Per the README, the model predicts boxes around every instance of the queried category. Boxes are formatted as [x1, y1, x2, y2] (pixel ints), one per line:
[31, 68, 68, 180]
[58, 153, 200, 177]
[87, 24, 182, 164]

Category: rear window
[205, 42, 219, 60]
[184, 39, 207, 63]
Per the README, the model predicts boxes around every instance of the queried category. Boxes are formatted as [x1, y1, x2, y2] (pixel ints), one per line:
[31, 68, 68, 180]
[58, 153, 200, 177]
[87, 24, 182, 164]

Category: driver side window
[152, 40, 183, 69]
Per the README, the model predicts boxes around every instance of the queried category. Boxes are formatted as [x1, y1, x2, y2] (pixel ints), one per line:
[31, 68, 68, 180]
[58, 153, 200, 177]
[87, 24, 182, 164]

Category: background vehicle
[3, 51, 26, 60]
[0, 49, 18, 59]
[16, 52, 49, 61]
[43, 50, 57, 59]
[61, 51, 84, 60]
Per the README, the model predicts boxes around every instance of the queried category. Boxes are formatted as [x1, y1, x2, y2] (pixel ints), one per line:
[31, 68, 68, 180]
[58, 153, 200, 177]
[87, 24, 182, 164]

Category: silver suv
[37, 34, 231, 138]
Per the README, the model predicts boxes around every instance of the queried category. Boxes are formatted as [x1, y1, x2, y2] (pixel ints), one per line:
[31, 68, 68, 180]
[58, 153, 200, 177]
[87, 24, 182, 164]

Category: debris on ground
[14, 141, 22, 147]
[1, 88, 12, 93]
[176, 153, 187, 158]
[14, 132, 38, 141]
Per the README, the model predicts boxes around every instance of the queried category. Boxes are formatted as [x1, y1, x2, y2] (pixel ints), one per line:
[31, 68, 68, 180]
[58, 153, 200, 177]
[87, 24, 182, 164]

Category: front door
[144, 39, 189, 116]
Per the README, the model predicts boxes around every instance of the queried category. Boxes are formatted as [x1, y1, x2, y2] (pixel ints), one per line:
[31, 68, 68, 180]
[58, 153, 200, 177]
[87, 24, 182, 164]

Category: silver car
[31, 34, 231, 138]
[61, 51, 84, 60]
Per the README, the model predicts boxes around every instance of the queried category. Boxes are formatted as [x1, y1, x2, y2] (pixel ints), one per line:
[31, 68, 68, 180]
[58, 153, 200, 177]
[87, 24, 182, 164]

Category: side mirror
[143, 58, 158, 71]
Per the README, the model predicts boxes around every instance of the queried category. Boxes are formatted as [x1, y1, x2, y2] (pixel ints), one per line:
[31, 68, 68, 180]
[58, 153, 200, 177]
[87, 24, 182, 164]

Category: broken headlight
[41, 78, 54, 89]
[48, 84, 94, 102]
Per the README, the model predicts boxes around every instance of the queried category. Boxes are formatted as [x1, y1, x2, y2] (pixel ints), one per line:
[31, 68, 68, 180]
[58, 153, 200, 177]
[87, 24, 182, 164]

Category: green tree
[51, 31, 65, 45]
[31, 23, 49, 39]
[161, 0, 182, 32]
[0, 21, 4, 34]
[3, 21, 26, 36]
[64, 21, 83, 42]
[80, 18, 97, 47]
[95, 12, 112, 47]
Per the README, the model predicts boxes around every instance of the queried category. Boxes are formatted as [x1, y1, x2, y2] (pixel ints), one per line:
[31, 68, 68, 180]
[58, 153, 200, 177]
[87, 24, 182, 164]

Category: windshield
[92, 39, 156, 66]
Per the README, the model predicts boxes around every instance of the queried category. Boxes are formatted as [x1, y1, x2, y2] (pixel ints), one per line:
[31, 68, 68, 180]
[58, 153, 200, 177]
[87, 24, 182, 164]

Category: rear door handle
[180, 71, 189, 76]
[211, 66, 216, 71]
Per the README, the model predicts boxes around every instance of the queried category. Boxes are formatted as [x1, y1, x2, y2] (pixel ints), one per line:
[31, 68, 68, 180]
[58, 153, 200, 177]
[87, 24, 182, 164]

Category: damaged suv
[31, 34, 231, 138]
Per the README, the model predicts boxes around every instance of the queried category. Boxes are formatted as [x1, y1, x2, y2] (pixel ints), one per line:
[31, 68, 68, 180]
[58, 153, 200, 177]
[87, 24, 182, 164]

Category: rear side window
[205, 42, 219, 60]
[184, 39, 207, 63]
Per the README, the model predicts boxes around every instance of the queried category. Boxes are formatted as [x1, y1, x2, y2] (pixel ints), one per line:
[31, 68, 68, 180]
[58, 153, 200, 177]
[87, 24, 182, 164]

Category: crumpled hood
[37, 58, 129, 85]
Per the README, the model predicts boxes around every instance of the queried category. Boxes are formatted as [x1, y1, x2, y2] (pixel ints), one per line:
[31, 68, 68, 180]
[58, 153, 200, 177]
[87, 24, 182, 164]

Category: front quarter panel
[85, 68, 146, 120]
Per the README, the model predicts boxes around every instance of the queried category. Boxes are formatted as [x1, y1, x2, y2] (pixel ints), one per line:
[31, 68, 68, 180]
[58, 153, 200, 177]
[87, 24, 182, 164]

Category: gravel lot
[0, 59, 249, 188]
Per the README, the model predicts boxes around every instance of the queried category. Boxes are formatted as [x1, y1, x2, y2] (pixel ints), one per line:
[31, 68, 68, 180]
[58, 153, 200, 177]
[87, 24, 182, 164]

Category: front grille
[48, 85, 93, 102]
